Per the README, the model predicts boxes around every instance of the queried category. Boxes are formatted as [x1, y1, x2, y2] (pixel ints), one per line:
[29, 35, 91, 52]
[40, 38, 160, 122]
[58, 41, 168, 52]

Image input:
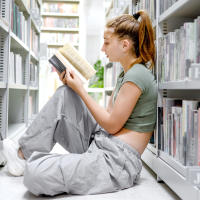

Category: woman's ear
[121, 39, 130, 52]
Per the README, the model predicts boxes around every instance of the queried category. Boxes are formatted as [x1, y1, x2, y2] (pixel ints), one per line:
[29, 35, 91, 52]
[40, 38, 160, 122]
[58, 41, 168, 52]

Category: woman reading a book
[1, 11, 157, 196]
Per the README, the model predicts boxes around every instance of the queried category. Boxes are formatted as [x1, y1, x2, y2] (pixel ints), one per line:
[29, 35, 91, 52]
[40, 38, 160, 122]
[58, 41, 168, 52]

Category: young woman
[1, 11, 157, 197]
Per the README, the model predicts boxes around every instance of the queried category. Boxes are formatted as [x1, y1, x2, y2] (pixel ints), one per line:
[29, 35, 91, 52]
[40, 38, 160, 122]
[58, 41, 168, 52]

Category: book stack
[160, 0, 179, 15]
[42, 17, 79, 28]
[105, 62, 123, 88]
[159, 16, 200, 82]
[11, 0, 28, 44]
[31, 28, 38, 56]
[134, 0, 157, 22]
[42, 3, 79, 13]
[40, 33, 79, 44]
[160, 98, 200, 166]
[9, 52, 23, 84]
[29, 62, 38, 87]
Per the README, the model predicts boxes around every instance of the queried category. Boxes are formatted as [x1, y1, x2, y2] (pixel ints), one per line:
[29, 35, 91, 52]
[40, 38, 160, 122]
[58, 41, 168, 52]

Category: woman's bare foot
[18, 148, 25, 159]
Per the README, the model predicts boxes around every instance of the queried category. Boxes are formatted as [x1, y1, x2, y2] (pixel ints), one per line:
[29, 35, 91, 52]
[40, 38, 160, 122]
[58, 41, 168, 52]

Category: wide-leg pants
[18, 85, 142, 197]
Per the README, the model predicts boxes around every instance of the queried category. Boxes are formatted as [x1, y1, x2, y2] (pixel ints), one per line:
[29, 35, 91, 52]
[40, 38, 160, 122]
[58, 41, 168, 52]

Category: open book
[48, 43, 96, 84]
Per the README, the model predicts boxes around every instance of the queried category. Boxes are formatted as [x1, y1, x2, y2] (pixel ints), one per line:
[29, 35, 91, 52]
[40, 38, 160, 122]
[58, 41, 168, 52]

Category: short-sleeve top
[112, 63, 158, 133]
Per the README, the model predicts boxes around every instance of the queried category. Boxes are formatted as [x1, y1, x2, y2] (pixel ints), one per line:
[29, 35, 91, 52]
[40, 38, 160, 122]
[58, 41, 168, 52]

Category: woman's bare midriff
[113, 127, 154, 156]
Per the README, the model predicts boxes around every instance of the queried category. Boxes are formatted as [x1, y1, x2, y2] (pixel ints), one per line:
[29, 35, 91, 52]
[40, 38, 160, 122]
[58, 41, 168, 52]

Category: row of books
[9, 53, 23, 84]
[105, 62, 123, 88]
[134, 0, 156, 22]
[11, 0, 28, 45]
[158, 16, 200, 82]
[9, 52, 38, 86]
[24, 0, 39, 12]
[40, 33, 79, 44]
[42, 18, 79, 28]
[31, 28, 38, 57]
[30, 62, 38, 87]
[160, 98, 200, 166]
[42, 3, 78, 13]
[160, 0, 179, 15]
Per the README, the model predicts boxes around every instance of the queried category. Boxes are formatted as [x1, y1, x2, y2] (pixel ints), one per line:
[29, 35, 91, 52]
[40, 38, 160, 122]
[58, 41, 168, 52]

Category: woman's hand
[65, 69, 84, 94]
[56, 69, 67, 85]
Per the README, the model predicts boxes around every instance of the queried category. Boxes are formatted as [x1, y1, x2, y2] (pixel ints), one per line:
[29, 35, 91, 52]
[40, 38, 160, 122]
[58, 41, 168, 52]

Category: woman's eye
[104, 43, 108, 45]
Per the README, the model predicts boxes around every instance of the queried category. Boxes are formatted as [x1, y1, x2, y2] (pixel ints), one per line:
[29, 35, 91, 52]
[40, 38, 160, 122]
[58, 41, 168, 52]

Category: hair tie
[133, 13, 140, 20]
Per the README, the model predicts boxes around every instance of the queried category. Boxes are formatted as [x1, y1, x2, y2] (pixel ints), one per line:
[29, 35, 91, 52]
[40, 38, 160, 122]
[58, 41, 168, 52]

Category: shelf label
[186, 166, 200, 186]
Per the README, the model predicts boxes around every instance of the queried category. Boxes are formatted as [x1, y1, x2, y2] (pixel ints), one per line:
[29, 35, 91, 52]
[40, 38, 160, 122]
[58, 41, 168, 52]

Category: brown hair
[106, 10, 155, 70]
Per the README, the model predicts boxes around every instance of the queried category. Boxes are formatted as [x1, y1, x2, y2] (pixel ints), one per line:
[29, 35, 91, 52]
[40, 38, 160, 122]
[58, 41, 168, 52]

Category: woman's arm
[63, 69, 142, 135]
[79, 81, 141, 135]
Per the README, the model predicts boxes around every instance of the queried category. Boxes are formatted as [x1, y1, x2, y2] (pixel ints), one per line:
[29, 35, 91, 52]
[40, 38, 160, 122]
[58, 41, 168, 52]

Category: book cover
[49, 43, 96, 84]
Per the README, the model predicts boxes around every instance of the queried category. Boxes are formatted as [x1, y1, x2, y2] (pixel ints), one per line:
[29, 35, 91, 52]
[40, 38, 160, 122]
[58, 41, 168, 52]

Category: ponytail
[137, 10, 155, 69]
[106, 11, 155, 70]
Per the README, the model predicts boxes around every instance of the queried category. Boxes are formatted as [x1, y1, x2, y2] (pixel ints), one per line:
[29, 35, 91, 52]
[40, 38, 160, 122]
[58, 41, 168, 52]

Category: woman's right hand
[55, 69, 67, 85]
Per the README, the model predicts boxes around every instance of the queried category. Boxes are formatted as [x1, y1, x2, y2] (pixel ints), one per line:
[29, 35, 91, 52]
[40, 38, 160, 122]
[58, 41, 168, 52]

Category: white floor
[0, 143, 181, 200]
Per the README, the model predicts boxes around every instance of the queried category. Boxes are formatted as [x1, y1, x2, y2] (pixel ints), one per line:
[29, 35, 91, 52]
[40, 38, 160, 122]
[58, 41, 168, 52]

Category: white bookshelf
[134, 0, 200, 199]
[0, 0, 41, 165]
[104, 0, 200, 199]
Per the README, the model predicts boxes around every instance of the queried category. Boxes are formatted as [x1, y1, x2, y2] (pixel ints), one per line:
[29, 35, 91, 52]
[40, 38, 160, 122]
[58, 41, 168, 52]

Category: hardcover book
[48, 43, 96, 84]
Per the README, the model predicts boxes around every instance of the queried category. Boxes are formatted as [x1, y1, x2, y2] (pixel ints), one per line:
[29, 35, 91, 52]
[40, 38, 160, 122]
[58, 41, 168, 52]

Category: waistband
[96, 127, 141, 160]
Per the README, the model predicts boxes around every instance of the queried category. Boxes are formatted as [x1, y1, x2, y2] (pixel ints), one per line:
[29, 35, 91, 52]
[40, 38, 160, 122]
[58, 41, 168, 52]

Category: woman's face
[101, 28, 124, 62]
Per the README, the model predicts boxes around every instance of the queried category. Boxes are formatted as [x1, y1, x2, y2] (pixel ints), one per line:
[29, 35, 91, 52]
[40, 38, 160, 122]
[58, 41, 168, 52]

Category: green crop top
[113, 63, 157, 132]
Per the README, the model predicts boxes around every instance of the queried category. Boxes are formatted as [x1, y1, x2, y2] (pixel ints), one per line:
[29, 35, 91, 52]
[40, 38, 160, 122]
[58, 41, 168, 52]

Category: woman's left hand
[65, 69, 84, 94]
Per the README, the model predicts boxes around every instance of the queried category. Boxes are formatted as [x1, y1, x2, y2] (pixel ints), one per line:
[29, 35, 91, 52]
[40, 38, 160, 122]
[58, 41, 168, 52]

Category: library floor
[0, 143, 181, 200]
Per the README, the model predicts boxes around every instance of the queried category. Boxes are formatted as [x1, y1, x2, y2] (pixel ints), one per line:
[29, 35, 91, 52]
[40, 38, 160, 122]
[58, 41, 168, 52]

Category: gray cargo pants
[18, 85, 142, 197]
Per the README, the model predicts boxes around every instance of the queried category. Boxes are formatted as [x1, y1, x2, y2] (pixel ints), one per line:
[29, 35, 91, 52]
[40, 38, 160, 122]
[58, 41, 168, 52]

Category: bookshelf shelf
[15, 0, 30, 16]
[29, 87, 38, 90]
[158, 150, 186, 177]
[41, 27, 79, 32]
[41, 13, 79, 17]
[10, 32, 29, 52]
[0, 82, 6, 88]
[147, 143, 156, 154]
[159, 0, 200, 23]
[30, 51, 39, 62]
[142, 147, 199, 200]
[105, 87, 114, 91]
[31, 18, 40, 34]
[8, 84, 28, 90]
[159, 81, 200, 90]
[47, 43, 79, 47]
[0, 17, 9, 32]
[8, 123, 26, 139]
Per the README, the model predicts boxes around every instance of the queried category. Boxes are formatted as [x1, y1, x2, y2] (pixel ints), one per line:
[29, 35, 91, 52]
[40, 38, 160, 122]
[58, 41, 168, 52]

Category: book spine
[194, 112, 198, 165]
[190, 110, 195, 166]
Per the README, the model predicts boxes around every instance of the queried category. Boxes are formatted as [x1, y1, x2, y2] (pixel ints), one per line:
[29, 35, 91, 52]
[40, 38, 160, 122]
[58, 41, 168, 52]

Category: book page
[55, 51, 87, 84]
[59, 43, 96, 80]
